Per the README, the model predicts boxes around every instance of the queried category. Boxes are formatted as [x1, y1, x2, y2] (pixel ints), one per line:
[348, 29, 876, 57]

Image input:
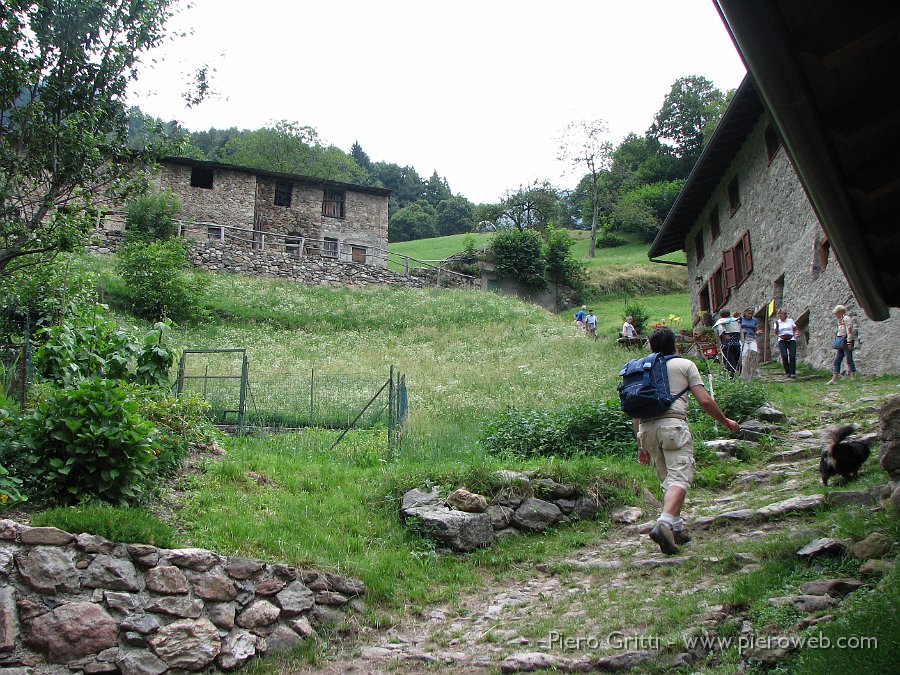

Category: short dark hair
[720, 309, 730, 318]
[649, 326, 676, 355]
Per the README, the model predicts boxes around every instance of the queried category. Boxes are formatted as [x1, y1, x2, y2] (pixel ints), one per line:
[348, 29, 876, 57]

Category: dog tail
[827, 425, 855, 449]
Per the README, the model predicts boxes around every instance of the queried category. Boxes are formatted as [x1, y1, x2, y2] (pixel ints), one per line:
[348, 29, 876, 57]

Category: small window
[207, 225, 224, 241]
[699, 283, 711, 317]
[709, 207, 720, 241]
[728, 176, 741, 215]
[351, 245, 367, 264]
[274, 181, 292, 207]
[191, 167, 214, 189]
[695, 232, 704, 263]
[322, 189, 345, 219]
[322, 237, 338, 258]
[764, 124, 782, 162]
[820, 239, 830, 270]
[285, 232, 302, 257]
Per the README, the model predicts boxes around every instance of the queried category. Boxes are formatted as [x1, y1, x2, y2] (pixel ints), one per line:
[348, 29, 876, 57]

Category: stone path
[298, 388, 897, 673]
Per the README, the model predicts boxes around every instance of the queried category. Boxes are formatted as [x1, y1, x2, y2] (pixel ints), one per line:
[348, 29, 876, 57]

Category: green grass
[387, 232, 494, 270]
[32, 506, 181, 548]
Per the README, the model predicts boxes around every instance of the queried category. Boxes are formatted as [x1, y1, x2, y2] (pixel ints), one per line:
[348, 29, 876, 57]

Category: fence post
[238, 352, 249, 433]
[404, 258, 409, 276]
[310, 368, 315, 426]
[388, 365, 395, 450]
[436, 266, 442, 287]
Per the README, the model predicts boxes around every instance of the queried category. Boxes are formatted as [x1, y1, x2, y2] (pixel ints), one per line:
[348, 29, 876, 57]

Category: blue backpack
[618, 353, 690, 418]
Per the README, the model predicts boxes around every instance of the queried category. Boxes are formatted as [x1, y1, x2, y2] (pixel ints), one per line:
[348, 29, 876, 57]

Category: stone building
[97, 158, 390, 268]
[650, 77, 900, 375]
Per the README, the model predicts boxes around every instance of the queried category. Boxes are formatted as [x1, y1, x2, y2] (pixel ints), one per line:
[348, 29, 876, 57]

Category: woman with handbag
[828, 304, 857, 384]
[772, 308, 799, 378]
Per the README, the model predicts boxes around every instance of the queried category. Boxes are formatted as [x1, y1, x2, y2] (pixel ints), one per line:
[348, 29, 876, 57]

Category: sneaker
[649, 522, 680, 555]
[826, 379, 837, 385]
[673, 529, 692, 545]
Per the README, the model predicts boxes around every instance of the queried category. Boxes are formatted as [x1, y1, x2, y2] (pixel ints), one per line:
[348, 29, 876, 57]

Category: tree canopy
[0, 0, 182, 277]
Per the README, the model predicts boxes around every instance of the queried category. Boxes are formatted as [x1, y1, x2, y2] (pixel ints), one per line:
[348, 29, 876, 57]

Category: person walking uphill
[632, 327, 741, 555]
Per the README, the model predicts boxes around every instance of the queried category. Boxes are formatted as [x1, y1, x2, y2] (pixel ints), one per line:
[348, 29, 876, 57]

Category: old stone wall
[687, 115, 900, 375]
[187, 240, 423, 289]
[156, 164, 257, 232]
[0, 520, 364, 672]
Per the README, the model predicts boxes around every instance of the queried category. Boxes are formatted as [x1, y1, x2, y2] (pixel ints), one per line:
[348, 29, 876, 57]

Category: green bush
[14, 378, 157, 505]
[489, 229, 548, 290]
[594, 229, 627, 248]
[482, 399, 633, 458]
[138, 391, 214, 480]
[545, 226, 586, 292]
[123, 190, 182, 244]
[624, 300, 650, 335]
[116, 240, 207, 323]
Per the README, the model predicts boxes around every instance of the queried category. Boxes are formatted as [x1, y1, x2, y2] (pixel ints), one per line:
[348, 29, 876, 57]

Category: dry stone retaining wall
[0, 520, 365, 672]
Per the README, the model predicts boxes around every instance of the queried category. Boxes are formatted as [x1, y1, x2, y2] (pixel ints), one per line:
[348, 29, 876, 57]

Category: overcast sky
[128, 0, 746, 204]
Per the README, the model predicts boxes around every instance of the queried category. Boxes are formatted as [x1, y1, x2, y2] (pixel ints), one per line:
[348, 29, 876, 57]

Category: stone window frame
[190, 167, 214, 189]
[709, 205, 720, 241]
[207, 225, 224, 241]
[274, 181, 292, 207]
[694, 230, 705, 263]
[727, 176, 741, 216]
[322, 189, 346, 219]
[723, 230, 753, 290]
[322, 236, 339, 258]
[350, 244, 367, 264]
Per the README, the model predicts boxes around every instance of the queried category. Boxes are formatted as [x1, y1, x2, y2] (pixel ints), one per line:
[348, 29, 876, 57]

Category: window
[322, 189, 345, 218]
[285, 232, 302, 257]
[773, 274, 785, 312]
[351, 245, 367, 264]
[695, 232, 704, 263]
[709, 206, 720, 241]
[698, 283, 711, 319]
[322, 237, 338, 258]
[274, 181, 292, 207]
[710, 266, 727, 312]
[764, 124, 782, 162]
[820, 239, 830, 270]
[191, 167, 214, 189]
[207, 225, 224, 241]
[728, 176, 741, 215]
[723, 231, 753, 289]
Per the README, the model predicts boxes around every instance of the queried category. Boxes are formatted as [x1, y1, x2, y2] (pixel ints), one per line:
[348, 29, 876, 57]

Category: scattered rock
[511, 498, 562, 532]
[531, 478, 576, 499]
[798, 578, 863, 597]
[756, 404, 787, 422]
[826, 490, 875, 507]
[445, 488, 488, 513]
[768, 594, 837, 612]
[858, 559, 894, 576]
[419, 509, 494, 551]
[757, 494, 824, 519]
[850, 533, 893, 560]
[747, 643, 797, 663]
[570, 494, 600, 521]
[610, 506, 643, 524]
[485, 505, 514, 530]
[401, 487, 442, 514]
[797, 538, 847, 558]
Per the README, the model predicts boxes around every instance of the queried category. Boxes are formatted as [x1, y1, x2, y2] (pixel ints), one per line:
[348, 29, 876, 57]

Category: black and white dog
[820, 425, 871, 486]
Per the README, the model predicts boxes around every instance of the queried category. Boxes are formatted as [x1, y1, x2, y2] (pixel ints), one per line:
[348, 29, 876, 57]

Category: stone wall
[187, 240, 424, 289]
[156, 164, 257, 232]
[686, 115, 900, 375]
[0, 520, 365, 672]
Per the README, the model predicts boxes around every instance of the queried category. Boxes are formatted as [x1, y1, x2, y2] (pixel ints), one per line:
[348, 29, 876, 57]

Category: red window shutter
[742, 231, 753, 274]
[723, 248, 736, 288]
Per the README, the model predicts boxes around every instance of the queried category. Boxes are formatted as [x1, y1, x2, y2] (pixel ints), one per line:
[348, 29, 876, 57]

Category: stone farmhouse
[155, 158, 390, 267]
[650, 76, 900, 375]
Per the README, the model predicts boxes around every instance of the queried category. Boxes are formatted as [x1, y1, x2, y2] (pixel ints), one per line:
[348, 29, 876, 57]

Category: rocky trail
[300, 386, 899, 674]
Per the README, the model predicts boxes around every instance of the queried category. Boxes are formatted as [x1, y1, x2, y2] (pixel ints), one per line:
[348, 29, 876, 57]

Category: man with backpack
[624, 327, 740, 555]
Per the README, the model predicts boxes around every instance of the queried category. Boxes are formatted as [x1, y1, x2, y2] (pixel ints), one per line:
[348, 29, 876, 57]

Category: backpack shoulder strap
[662, 354, 691, 401]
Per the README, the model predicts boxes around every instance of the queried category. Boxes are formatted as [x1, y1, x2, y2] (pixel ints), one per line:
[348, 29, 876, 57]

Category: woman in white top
[828, 304, 857, 384]
[771, 308, 799, 378]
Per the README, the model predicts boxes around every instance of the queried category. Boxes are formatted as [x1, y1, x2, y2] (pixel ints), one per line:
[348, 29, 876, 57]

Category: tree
[497, 181, 562, 232]
[388, 201, 437, 242]
[423, 171, 452, 206]
[350, 141, 372, 173]
[435, 196, 474, 236]
[558, 119, 614, 257]
[648, 75, 727, 168]
[0, 0, 183, 278]
[489, 229, 547, 290]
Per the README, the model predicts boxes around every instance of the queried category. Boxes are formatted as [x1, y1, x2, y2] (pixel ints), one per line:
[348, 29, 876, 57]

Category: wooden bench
[617, 333, 646, 348]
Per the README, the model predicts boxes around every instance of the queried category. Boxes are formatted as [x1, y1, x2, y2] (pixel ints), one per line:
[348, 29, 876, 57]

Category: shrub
[545, 226, 586, 292]
[14, 378, 157, 505]
[624, 300, 650, 335]
[489, 229, 548, 290]
[594, 229, 626, 248]
[123, 190, 183, 244]
[116, 240, 207, 323]
[481, 399, 633, 458]
[138, 391, 214, 480]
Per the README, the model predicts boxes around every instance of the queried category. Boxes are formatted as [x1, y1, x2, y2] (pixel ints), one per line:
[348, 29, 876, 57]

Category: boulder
[850, 532, 893, 560]
[511, 498, 562, 532]
[570, 494, 600, 521]
[858, 559, 894, 576]
[485, 505, 514, 530]
[401, 487, 441, 514]
[755, 404, 787, 422]
[768, 595, 837, 612]
[610, 506, 643, 524]
[797, 538, 847, 558]
[756, 494, 824, 519]
[798, 578, 863, 597]
[418, 509, 494, 552]
[445, 488, 488, 513]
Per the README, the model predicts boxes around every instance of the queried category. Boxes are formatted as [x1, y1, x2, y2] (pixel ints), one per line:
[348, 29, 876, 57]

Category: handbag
[832, 335, 846, 349]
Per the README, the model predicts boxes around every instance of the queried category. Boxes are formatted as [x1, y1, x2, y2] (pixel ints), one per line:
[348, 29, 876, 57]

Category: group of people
[711, 307, 766, 380]
[573, 305, 598, 339]
[632, 303, 861, 556]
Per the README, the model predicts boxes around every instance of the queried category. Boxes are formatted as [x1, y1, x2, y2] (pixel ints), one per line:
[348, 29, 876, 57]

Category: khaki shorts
[638, 418, 694, 492]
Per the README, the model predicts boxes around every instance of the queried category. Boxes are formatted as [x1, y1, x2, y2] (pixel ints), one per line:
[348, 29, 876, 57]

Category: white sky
[128, 0, 746, 204]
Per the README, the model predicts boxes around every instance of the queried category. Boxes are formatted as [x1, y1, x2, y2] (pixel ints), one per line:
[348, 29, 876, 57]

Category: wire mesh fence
[176, 349, 408, 449]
